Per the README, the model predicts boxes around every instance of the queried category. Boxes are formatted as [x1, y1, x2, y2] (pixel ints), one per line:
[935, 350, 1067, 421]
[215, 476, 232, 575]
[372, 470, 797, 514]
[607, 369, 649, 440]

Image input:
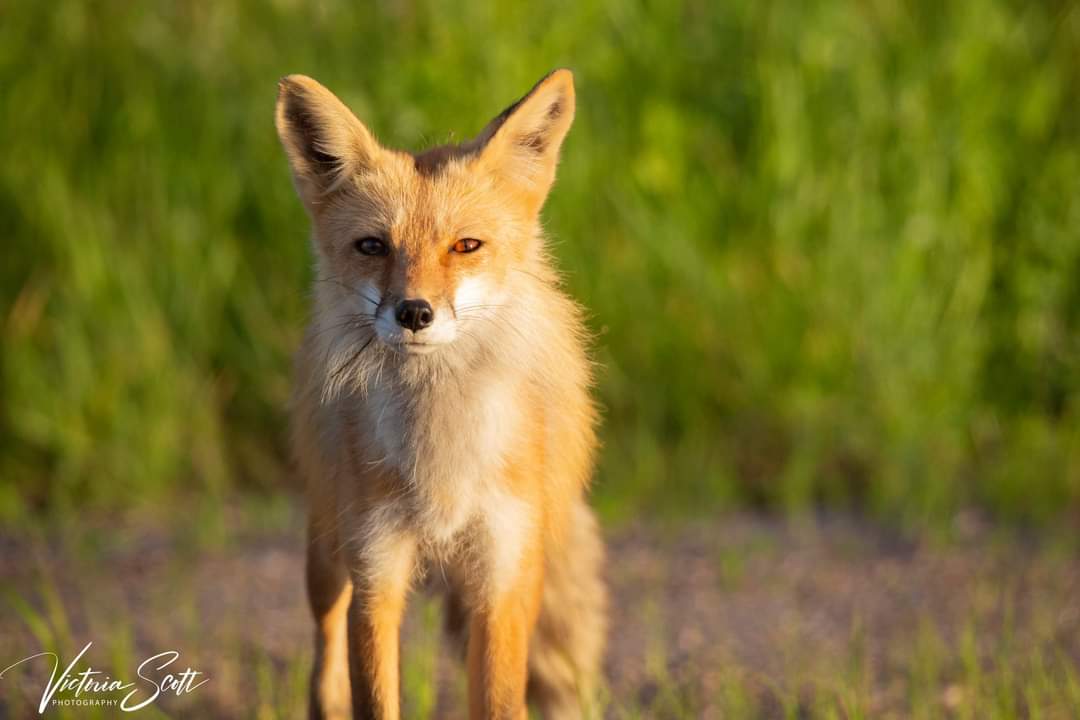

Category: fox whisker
[327, 333, 376, 389]
[510, 267, 552, 285]
[463, 314, 532, 347]
[310, 317, 375, 341]
[455, 303, 508, 314]
[315, 275, 383, 308]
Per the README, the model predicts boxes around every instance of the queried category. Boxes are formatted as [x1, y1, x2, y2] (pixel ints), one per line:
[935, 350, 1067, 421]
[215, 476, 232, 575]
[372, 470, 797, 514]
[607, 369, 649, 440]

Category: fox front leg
[466, 537, 544, 720]
[345, 531, 417, 720]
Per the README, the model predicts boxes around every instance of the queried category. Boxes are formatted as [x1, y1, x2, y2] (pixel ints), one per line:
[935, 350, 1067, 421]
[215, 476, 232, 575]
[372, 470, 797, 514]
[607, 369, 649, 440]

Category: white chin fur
[392, 342, 442, 355]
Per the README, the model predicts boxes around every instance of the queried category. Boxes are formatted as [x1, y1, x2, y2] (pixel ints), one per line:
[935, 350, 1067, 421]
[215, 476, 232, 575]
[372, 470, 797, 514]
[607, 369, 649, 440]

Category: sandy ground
[1, 507, 1078, 718]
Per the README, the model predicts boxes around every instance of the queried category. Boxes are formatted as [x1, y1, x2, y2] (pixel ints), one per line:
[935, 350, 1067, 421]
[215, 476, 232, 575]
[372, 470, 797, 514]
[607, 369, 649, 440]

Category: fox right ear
[275, 75, 382, 211]
[472, 69, 576, 217]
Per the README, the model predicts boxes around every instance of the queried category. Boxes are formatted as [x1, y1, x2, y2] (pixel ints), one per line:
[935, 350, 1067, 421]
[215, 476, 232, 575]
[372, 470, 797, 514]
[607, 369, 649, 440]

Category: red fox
[275, 69, 606, 719]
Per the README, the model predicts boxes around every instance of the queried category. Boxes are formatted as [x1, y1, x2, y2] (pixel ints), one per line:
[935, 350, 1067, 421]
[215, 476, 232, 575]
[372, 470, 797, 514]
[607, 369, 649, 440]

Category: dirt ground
[1, 507, 1078, 718]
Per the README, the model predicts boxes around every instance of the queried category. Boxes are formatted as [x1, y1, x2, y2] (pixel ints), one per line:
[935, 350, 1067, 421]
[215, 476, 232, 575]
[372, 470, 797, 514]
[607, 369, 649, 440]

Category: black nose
[395, 299, 434, 331]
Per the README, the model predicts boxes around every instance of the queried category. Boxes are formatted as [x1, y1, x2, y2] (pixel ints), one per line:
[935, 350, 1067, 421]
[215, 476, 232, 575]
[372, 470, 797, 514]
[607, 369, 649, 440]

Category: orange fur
[277, 69, 606, 719]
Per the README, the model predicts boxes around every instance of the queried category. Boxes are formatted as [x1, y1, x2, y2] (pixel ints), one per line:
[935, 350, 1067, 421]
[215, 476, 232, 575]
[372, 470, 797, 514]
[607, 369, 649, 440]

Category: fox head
[276, 70, 575, 394]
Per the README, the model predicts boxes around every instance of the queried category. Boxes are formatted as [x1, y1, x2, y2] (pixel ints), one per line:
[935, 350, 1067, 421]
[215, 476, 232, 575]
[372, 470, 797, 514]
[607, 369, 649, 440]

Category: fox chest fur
[356, 362, 536, 548]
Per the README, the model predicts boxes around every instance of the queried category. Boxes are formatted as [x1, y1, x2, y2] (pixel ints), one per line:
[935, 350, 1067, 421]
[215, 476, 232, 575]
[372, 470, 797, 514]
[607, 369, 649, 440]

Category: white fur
[362, 363, 526, 551]
[453, 275, 492, 313]
[351, 502, 417, 593]
[366, 382, 405, 469]
[481, 487, 534, 595]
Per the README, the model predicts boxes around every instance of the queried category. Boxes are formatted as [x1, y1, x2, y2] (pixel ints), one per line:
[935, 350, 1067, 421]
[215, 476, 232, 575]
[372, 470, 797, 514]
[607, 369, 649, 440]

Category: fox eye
[354, 237, 388, 256]
[452, 238, 483, 254]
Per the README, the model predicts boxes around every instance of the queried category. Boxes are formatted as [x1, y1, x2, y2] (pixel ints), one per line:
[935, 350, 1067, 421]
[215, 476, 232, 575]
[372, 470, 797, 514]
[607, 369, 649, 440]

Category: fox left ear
[473, 69, 576, 215]
[275, 75, 384, 214]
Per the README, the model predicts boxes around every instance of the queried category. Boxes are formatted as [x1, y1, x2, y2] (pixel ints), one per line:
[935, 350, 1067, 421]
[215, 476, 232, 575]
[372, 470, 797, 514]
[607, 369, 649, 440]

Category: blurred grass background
[2, 0, 1079, 525]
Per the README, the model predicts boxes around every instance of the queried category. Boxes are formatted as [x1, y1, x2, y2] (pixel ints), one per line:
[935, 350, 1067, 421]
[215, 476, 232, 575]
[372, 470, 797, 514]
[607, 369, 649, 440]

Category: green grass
[2, 0, 1080, 523]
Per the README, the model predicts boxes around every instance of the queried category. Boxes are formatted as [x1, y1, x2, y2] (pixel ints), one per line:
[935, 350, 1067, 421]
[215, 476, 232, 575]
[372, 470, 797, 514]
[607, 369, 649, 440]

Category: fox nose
[395, 299, 434, 331]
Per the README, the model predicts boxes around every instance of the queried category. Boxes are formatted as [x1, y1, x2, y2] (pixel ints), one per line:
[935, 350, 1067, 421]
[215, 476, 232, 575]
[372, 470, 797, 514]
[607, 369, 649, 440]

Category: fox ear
[474, 69, 576, 215]
[275, 75, 382, 211]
